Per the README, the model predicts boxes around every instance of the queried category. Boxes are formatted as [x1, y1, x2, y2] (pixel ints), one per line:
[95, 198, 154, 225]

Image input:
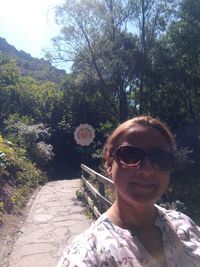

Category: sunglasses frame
[112, 145, 175, 171]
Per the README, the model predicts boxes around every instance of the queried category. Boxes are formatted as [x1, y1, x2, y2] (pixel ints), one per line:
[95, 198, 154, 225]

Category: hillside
[0, 37, 66, 83]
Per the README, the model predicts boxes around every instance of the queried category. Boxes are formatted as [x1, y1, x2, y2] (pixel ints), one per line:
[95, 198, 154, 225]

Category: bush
[29, 141, 54, 167]
[4, 115, 54, 167]
[0, 133, 47, 214]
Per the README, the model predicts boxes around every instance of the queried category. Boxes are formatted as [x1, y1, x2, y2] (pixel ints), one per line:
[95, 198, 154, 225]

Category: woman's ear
[106, 158, 113, 178]
[105, 151, 113, 178]
[107, 166, 112, 176]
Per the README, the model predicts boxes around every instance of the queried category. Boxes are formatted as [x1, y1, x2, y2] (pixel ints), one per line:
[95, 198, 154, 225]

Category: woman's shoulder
[156, 204, 200, 240]
[156, 204, 198, 225]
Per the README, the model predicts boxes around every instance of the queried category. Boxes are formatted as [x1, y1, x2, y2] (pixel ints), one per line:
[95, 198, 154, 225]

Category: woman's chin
[125, 185, 160, 206]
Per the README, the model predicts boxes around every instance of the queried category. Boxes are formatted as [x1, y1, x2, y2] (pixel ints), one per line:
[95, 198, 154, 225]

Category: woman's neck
[106, 199, 157, 230]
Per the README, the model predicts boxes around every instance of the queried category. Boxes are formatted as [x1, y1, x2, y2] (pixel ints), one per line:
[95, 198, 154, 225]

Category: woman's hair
[104, 115, 175, 168]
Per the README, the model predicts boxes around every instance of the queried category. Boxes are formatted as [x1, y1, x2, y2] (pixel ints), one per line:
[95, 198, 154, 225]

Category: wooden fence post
[80, 164, 113, 218]
[98, 181, 105, 213]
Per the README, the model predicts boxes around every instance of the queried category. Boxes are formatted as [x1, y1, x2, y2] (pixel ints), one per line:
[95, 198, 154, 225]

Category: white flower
[74, 124, 95, 146]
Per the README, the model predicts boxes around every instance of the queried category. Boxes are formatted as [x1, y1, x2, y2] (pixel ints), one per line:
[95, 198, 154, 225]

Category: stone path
[3, 179, 92, 267]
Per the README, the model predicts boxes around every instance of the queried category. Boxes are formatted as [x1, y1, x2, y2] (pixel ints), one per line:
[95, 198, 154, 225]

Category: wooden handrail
[81, 164, 114, 186]
[81, 164, 114, 217]
[81, 164, 200, 227]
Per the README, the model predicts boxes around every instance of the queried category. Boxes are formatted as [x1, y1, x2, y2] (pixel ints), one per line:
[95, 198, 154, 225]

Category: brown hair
[104, 115, 175, 168]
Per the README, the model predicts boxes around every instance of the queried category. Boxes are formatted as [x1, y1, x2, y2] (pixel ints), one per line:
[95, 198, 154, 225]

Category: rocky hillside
[0, 37, 66, 83]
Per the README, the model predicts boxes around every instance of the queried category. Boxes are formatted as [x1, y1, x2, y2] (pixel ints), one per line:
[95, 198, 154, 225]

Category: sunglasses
[112, 146, 175, 171]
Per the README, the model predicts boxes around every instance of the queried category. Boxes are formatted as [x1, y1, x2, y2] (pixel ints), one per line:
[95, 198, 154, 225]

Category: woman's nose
[137, 155, 154, 172]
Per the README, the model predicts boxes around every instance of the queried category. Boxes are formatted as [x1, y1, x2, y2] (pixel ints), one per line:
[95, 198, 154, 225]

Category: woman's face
[108, 125, 171, 208]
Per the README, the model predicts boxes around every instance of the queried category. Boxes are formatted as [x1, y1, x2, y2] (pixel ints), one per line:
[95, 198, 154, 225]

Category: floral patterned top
[57, 205, 200, 267]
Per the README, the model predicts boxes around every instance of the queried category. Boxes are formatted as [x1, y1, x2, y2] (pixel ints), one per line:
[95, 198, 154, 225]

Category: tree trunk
[119, 85, 128, 122]
[139, 0, 146, 114]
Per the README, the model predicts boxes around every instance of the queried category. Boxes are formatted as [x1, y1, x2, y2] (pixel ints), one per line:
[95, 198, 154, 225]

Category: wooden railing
[81, 165, 200, 227]
[81, 164, 114, 218]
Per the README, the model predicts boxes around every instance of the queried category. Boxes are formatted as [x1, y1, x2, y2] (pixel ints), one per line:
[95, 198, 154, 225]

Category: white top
[57, 205, 200, 267]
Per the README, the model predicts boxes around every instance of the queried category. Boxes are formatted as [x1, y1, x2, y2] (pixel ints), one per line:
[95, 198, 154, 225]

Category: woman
[57, 116, 200, 267]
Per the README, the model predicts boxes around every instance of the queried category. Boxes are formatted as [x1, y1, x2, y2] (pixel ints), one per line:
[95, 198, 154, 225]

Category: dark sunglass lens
[150, 149, 174, 171]
[117, 147, 144, 166]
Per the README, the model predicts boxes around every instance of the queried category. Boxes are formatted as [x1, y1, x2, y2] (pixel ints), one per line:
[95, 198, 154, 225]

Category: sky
[0, 0, 64, 62]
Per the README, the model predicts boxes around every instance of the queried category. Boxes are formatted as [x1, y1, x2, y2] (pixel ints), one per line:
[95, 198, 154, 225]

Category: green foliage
[146, 0, 200, 125]
[0, 55, 19, 87]
[0, 133, 47, 214]
[4, 116, 54, 167]
[0, 202, 4, 213]
[5, 120, 50, 147]
[0, 152, 9, 170]
[0, 55, 21, 123]
[30, 142, 54, 167]
[76, 188, 84, 200]
[50, 0, 143, 121]
[0, 135, 15, 174]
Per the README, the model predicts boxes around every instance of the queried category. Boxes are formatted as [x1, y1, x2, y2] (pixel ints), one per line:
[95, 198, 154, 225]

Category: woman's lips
[130, 181, 157, 190]
[132, 180, 156, 186]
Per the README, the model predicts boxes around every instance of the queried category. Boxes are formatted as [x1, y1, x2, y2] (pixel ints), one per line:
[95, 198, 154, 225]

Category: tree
[145, 0, 200, 126]
[141, 0, 200, 217]
[49, 0, 139, 121]
[0, 54, 20, 123]
[128, 0, 180, 112]
[72, 31, 140, 121]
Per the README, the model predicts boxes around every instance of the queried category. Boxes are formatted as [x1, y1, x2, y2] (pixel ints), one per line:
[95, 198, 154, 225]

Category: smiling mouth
[131, 181, 156, 188]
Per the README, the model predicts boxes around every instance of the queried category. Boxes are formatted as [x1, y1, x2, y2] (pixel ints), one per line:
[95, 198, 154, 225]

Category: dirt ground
[0, 188, 41, 267]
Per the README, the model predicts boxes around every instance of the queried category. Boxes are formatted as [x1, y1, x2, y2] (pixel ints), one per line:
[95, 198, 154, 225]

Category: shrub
[29, 141, 54, 167]
[0, 133, 47, 214]
[4, 116, 54, 167]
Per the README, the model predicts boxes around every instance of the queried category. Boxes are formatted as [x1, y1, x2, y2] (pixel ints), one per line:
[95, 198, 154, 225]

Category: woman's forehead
[118, 125, 170, 149]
